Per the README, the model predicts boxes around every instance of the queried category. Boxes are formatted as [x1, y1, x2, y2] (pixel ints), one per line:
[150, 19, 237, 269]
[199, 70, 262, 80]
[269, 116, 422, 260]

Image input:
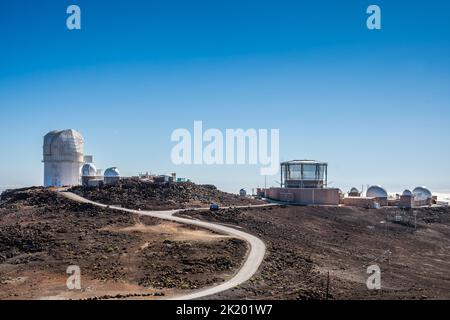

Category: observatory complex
[43, 129, 121, 187]
[262, 159, 439, 208]
[342, 185, 436, 208]
[42, 131, 441, 209]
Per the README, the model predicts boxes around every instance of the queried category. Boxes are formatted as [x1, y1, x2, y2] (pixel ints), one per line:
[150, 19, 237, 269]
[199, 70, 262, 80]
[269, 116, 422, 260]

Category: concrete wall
[82, 176, 104, 187]
[343, 196, 388, 208]
[413, 198, 432, 207]
[105, 177, 120, 185]
[343, 197, 377, 208]
[44, 161, 82, 187]
[398, 195, 413, 208]
[395, 196, 432, 208]
[266, 188, 340, 205]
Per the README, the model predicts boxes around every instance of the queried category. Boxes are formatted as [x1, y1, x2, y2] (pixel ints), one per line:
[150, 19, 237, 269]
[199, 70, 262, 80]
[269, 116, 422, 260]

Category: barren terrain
[3, 181, 449, 300]
[176, 205, 450, 300]
[70, 179, 264, 211]
[0, 187, 247, 300]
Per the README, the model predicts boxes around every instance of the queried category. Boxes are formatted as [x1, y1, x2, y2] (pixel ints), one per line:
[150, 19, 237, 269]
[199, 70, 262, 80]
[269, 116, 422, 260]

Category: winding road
[61, 191, 271, 300]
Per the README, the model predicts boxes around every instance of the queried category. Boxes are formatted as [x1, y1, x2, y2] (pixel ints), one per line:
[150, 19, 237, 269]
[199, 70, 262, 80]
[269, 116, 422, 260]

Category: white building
[43, 129, 84, 187]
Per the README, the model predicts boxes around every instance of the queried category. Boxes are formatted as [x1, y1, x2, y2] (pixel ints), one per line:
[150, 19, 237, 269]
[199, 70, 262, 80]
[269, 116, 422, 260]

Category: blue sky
[1, 0, 449, 193]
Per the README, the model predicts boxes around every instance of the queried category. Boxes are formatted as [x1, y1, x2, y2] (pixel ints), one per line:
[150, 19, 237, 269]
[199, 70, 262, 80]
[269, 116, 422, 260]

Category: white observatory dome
[43, 129, 85, 187]
[366, 185, 388, 198]
[402, 189, 413, 197]
[43, 129, 84, 162]
[81, 163, 97, 177]
[413, 186, 432, 201]
[104, 167, 120, 178]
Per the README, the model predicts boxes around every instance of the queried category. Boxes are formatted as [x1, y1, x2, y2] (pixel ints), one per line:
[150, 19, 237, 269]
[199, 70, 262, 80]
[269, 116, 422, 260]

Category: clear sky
[1, 0, 449, 193]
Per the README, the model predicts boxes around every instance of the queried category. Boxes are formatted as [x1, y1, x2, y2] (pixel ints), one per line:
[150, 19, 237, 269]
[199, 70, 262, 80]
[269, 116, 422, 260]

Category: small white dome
[366, 185, 388, 198]
[104, 167, 120, 178]
[81, 163, 97, 177]
[402, 189, 413, 196]
[413, 186, 432, 201]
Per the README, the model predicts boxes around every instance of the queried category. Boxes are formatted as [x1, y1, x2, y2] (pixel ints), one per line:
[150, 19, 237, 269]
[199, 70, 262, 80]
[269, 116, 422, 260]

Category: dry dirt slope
[0, 187, 247, 300]
[177, 205, 450, 300]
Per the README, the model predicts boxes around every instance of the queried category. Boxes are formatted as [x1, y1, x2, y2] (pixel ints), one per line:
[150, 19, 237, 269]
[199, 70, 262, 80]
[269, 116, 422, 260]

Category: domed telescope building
[348, 187, 361, 197]
[366, 185, 388, 198]
[104, 167, 121, 185]
[402, 189, 413, 197]
[43, 129, 84, 187]
[81, 163, 98, 186]
[413, 186, 432, 201]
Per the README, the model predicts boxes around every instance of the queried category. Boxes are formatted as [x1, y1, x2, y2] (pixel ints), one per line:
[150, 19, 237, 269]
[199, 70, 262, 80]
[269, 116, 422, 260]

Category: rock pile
[70, 179, 263, 210]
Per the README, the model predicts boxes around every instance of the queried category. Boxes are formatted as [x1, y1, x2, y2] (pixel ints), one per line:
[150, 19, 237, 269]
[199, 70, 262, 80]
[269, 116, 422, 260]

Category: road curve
[61, 191, 269, 300]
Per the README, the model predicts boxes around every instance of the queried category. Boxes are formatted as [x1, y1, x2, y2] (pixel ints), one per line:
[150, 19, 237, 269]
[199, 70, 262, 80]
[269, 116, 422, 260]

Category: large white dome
[366, 185, 388, 198]
[104, 167, 120, 178]
[43, 129, 84, 162]
[43, 129, 85, 187]
[413, 186, 432, 201]
[81, 163, 97, 177]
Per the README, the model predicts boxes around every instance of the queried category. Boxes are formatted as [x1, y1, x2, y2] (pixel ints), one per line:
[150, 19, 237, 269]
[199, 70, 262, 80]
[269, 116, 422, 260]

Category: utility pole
[326, 271, 330, 300]
[414, 211, 417, 230]
[264, 176, 267, 198]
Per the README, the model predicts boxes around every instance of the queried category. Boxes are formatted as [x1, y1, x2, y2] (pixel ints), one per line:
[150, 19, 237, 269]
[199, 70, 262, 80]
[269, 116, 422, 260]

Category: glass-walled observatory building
[266, 159, 338, 205]
[281, 160, 328, 188]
